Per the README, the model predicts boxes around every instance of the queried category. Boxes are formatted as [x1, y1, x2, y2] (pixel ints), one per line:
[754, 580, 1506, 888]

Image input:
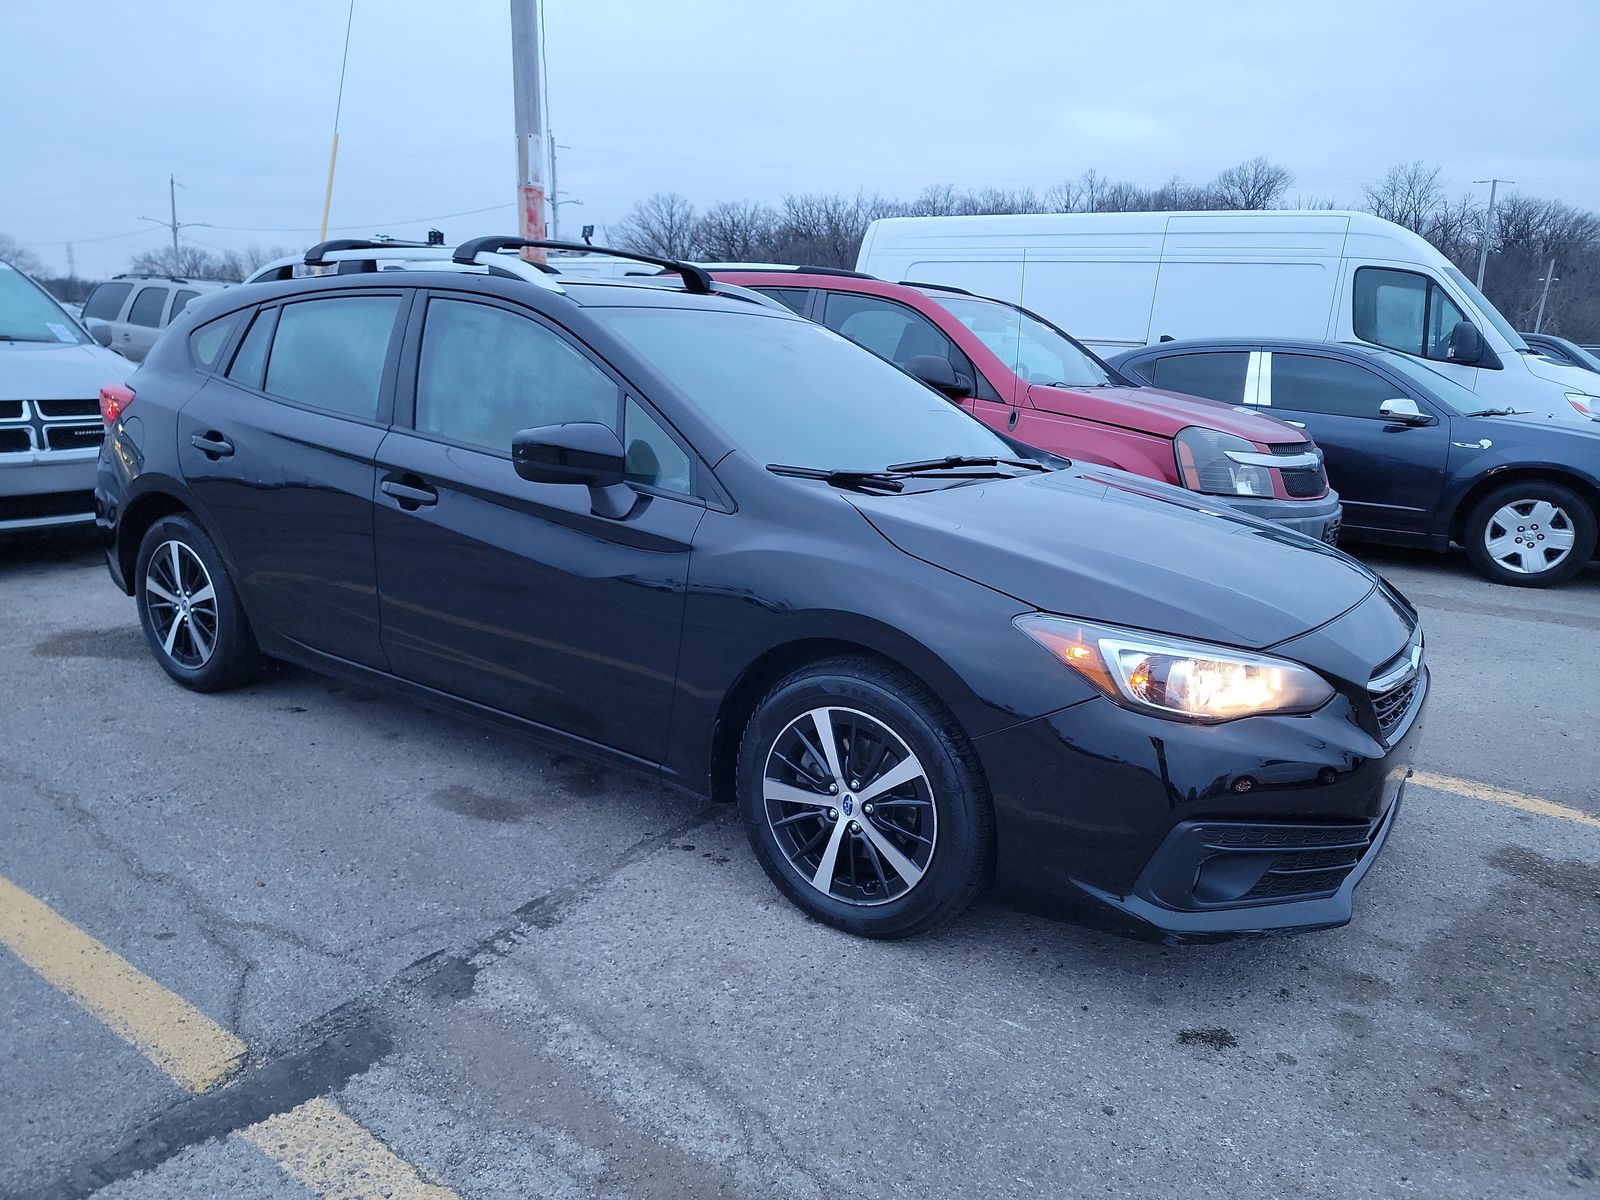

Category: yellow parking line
[240, 1097, 456, 1200]
[0, 874, 458, 1198]
[1412, 770, 1600, 830]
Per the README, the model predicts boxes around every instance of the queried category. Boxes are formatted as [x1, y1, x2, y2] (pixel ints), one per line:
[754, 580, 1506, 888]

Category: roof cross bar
[452, 237, 714, 295]
[303, 238, 432, 266]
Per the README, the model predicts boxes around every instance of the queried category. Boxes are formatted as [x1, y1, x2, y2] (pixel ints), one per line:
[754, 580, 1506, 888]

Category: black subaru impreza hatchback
[96, 237, 1427, 941]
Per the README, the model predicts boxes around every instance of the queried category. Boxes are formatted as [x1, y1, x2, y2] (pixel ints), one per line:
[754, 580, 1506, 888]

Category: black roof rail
[113, 272, 192, 284]
[899, 279, 980, 298]
[453, 237, 714, 295]
[303, 237, 432, 266]
[700, 265, 876, 279]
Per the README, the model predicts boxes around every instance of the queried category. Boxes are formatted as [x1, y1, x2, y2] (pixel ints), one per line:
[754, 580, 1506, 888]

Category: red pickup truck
[708, 268, 1341, 544]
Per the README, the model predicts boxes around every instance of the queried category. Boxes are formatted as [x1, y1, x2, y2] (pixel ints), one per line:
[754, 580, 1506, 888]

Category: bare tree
[0, 234, 45, 275]
[609, 193, 700, 259]
[1362, 161, 1447, 234]
[908, 183, 965, 217]
[693, 200, 776, 262]
[1210, 156, 1294, 209]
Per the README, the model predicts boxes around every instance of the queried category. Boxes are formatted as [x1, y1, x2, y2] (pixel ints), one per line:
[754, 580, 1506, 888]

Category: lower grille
[43, 424, 105, 451]
[1280, 468, 1327, 498]
[0, 490, 96, 522]
[1321, 514, 1341, 546]
[0, 428, 31, 454]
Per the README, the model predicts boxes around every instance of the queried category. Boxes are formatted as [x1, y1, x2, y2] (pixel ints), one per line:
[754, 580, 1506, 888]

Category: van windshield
[1443, 266, 1527, 352]
[0, 263, 87, 344]
[929, 293, 1120, 388]
[1363, 347, 1491, 414]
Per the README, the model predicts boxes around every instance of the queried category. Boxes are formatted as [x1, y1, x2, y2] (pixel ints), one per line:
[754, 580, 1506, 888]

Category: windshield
[930, 293, 1116, 388]
[0, 262, 87, 344]
[1442, 265, 1526, 352]
[1363, 346, 1495, 414]
[1537, 338, 1600, 374]
[596, 308, 1015, 471]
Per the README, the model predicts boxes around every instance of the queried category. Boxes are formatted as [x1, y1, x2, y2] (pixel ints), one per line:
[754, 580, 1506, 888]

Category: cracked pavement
[2, 531, 1597, 1198]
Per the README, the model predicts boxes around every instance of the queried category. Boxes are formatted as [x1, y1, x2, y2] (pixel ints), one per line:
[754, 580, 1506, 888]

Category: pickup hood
[1027, 383, 1308, 446]
[852, 466, 1376, 649]
[0, 341, 130, 400]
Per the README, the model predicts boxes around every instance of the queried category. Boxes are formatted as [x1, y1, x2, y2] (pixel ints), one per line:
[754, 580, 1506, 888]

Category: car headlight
[1564, 392, 1599, 419]
[1173, 427, 1273, 497]
[1016, 615, 1335, 722]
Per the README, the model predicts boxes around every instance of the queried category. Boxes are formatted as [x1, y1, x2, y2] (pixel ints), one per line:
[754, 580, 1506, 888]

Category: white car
[1, 260, 130, 530]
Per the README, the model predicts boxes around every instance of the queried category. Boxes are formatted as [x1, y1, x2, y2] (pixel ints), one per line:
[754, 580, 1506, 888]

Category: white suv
[81, 274, 228, 362]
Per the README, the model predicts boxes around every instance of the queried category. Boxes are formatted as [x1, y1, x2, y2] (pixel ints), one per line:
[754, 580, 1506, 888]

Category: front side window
[415, 299, 620, 452]
[822, 292, 955, 366]
[1353, 267, 1474, 363]
[82, 281, 133, 323]
[595, 308, 1015, 471]
[128, 287, 168, 328]
[1149, 352, 1249, 404]
[935, 294, 1115, 388]
[263, 296, 400, 420]
[1268, 354, 1400, 418]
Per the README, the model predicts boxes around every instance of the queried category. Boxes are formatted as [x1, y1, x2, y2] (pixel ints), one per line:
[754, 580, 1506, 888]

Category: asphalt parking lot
[2, 530, 1596, 1199]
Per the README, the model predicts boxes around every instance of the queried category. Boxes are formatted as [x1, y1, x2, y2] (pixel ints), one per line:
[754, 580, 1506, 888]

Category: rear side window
[1268, 354, 1400, 418]
[263, 296, 401, 421]
[127, 287, 168, 328]
[1352, 267, 1468, 362]
[226, 308, 277, 389]
[1150, 352, 1249, 403]
[755, 287, 811, 315]
[415, 298, 620, 451]
[168, 289, 200, 324]
[83, 282, 132, 321]
[189, 311, 242, 370]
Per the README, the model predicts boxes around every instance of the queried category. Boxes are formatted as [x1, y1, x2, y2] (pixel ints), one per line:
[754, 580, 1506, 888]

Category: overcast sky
[4, 0, 1598, 277]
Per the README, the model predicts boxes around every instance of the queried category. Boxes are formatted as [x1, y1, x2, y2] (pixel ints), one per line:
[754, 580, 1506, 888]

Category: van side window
[1149, 352, 1249, 404]
[820, 292, 1000, 403]
[1353, 267, 1468, 363]
[1268, 354, 1399, 418]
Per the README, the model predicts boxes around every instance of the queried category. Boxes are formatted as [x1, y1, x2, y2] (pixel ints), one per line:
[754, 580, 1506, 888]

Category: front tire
[1463, 481, 1595, 587]
[134, 515, 264, 691]
[735, 656, 993, 938]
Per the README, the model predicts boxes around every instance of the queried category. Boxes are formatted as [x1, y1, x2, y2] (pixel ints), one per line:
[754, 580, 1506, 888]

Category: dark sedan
[1113, 339, 1600, 587]
[96, 239, 1426, 941]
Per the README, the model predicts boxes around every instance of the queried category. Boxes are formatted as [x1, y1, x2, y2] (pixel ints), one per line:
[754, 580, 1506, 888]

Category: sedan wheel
[144, 539, 220, 669]
[1465, 481, 1596, 587]
[1481, 499, 1575, 576]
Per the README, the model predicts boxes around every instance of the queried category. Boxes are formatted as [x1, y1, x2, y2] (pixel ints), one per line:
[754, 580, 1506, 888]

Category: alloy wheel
[762, 705, 937, 905]
[144, 539, 220, 669]
[1483, 499, 1576, 575]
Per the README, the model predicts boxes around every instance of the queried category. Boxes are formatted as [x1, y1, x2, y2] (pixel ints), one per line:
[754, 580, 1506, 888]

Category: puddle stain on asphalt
[32, 628, 146, 661]
[1177, 1026, 1239, 1050]
[430, 784, 532, 824]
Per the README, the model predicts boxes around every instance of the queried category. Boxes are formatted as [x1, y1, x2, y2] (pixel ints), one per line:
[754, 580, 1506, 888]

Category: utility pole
[1534, 258, 1558, 333]
[140, 175, 208, 271]
[510, 0, 546, 261]
[548, 130, 580, 241]
[1473, 178, 1512, 288]
[65, 243, 76, 280]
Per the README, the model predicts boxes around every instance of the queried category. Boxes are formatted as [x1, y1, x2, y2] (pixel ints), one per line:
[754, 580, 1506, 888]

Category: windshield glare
[933, 294, 1113, 388]
[1365, 347, 1492, 413]
[597, 308, 1015, 471]
[0, 263, 87, 344]
[1442, 265, 1526, 351]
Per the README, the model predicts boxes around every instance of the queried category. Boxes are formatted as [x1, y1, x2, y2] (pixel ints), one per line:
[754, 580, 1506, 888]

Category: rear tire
[735, 656, 992, 938]
[1463, 481, 1595, 587]
[134, 515, 264, 691]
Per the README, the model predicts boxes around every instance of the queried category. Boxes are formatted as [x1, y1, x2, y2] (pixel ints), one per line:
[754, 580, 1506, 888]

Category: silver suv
[81, 274, 227, 362]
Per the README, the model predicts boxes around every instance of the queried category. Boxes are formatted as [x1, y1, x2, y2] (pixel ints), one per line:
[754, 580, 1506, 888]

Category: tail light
[100, 384, 135, 425]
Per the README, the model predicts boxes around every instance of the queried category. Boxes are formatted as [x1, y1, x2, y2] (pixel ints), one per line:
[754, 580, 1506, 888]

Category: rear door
[122, 285, 169, 362]
[178, 290, 408, 667]
[1259, 350, 1449, 538]
[373, 292, 704, 763]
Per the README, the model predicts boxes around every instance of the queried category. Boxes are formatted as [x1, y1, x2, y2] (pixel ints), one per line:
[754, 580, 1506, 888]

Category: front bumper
[1219, 489, 1342, 546]
[973, 667, 1426, 941]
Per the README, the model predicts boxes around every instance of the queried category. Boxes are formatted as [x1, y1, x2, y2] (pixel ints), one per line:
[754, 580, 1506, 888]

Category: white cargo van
[856, 210, 1600, 424]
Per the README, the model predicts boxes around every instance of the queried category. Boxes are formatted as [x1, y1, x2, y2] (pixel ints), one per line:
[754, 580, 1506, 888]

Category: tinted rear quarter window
[127, 287, 168, 328]
[263, 296, 401, 421]
[1150, 352, 1249, 403]
[83, 282, 133, 322]
[190, 311, 243, 370]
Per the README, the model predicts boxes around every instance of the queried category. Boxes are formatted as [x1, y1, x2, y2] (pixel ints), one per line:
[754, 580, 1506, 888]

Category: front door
[373, 294, 703, 764]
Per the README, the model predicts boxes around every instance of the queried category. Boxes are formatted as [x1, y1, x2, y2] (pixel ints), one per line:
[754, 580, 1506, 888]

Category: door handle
[380, 477, 438, 508]
[190, 432, 234, 457]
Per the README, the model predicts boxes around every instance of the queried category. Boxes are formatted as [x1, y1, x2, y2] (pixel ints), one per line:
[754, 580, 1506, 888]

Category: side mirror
[511, 422, 637, 519]
[1378, 397, 1436, 427]
[1443, 320, 1484, 367]
[85, 319, 112, 347]
[904, 354, 973, 400]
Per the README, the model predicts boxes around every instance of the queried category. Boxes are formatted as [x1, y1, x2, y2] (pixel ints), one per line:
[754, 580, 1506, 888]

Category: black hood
[851, 466, 1376, 650]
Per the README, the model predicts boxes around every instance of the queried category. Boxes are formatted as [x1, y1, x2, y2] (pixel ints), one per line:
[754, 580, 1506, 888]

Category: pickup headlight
[1016, 615, 1335, 722]
[1174, 427, 1273, 497]
[1564, 392, 1598, 419]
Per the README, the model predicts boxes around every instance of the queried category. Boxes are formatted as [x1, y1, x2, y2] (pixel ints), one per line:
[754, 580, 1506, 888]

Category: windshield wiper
[0, 334, 54, 343]
[884, 454, 1049, 473]
[1464, 407, 1523, 417]
[766, 464, 907, 492]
